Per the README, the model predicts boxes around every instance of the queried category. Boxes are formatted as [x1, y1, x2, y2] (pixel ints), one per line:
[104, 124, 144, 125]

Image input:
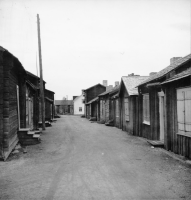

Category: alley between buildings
[0, 115, 191, 200]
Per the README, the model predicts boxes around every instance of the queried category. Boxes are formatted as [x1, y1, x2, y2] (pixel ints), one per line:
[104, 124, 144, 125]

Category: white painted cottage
[73, 95, 85, 115]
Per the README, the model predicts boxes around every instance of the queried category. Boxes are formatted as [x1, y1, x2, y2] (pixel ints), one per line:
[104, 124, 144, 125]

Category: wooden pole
[37, 14, 45, 130]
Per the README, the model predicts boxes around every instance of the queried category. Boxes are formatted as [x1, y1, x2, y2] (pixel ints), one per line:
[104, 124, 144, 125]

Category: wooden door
[26, 97, 29, 128]
[158, 91, 165, 141]
[30, 97, 34, 130]
[26, 97, 34, 130]
[50, 104, 53, 119]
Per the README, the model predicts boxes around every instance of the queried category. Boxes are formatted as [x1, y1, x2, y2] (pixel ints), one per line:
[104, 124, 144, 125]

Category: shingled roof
[120, 76, 149, 96]
[86, 97, 99, 105]
[84, 83, 106, 91]
[162, 68, 191, 85]
[137, 54, 191, 87]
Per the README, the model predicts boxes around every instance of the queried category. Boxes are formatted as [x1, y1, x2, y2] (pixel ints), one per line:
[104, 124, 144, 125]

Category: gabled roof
[26, 71, 39, 79]
[109, 86, 120, 95]
[84, 83, 106, 91]
[73, 94, 83, 102]
[162, 68, 191, 85]
[55, 100, 73, 106]
[45, 88, 55, 94]
[120, 76, 149, 96]
[86, 97, 98, 105]
[0, 46, 26, 74]
[26, 70, 47, 84]
[137, 54, 191, 87]
[0, 46, 7, 52]
[99, 85, 120, 97]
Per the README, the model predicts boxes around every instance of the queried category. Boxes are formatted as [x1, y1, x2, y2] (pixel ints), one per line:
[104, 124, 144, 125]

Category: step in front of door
[18, 129, 41, 145]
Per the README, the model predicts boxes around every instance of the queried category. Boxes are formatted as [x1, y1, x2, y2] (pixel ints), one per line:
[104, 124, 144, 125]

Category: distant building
[73, 95, 84, 115]
[83, 83, 106, 119]
[55, 100, 73, 115]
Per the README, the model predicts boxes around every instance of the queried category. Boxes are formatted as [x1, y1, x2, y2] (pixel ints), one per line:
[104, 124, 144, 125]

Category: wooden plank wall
[0, 51, 4, 157]
[3, 56, 11, 150]
[109, 99, 114, 121]
[9, 70, 18, 145]
[45, 100, 51, 120]
[114, 98, 120, 128]
[105, 99, 109, 123]
[166, 80, 191, 159]
[150, 89, 160, 140]
[86, 85, 105, 103]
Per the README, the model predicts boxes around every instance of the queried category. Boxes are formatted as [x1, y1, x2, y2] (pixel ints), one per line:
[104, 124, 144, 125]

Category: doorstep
[147, 140, 164, 148]
[136, 136, 191, 167]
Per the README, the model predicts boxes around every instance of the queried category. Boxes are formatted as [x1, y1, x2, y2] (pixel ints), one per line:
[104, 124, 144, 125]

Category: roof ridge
[137, 53, 191, 86]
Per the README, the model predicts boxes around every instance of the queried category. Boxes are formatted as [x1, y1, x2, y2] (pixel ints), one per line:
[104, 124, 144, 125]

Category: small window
[143, 94, 150, 125]
[177, 87, 191, 136]
[124, 98, 129, 121]
[79, 107, 82, 112]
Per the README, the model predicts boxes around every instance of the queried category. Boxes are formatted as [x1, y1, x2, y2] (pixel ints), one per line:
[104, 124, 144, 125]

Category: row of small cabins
[82, 55, 191, 160]
[0, 46, 55, 160]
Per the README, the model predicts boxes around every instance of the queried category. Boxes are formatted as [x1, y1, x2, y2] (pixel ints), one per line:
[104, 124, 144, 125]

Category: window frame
[124, 97, 130, 121]
[176, 87, 191, 138]
[143, 93, 150, 125]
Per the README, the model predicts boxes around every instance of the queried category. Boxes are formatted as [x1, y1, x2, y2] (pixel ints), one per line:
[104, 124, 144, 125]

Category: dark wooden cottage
[83, 83, 106, 119]
[118, 75, 148, 135]
[161, 65, 191, 158]
[0, 47, 27, 159]
[99, 88, 113, 123]
[25, 71, 41, 130]
[108, 87, 120, 128]
[45, 89, 55, 121]
[137, 55, 191, 159]
[86, 97, 99, 121]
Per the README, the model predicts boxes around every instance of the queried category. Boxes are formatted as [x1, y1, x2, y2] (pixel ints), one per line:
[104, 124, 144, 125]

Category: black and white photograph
[0, 0, 191, 199]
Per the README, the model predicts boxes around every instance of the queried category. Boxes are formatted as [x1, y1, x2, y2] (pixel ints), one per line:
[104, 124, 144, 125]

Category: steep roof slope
[84, 83, 106, 91]
[120, 76, 149, 96]
[162, 68, 191, 84]
[137, 54, 191, 86]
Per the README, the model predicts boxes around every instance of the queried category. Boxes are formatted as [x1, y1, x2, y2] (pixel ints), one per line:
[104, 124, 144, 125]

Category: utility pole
[37, 14, 45, 130]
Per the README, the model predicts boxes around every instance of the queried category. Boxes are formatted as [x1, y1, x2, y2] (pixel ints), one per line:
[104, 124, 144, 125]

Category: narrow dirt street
[0, 116, 191, 200]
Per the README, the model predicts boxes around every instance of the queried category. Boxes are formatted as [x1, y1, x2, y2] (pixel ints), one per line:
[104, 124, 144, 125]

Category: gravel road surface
[0, 115, 191, 200]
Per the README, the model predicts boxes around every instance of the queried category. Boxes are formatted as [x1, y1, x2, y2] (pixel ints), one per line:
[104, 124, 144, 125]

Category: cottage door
[30, 97, 34, 130]
[50, 104, 52, 119]
[158, 91, 165, 141]
[26, 97, 29, 128]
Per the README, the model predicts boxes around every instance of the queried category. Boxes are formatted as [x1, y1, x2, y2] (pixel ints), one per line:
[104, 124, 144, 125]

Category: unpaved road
[0, 115, 191, 200]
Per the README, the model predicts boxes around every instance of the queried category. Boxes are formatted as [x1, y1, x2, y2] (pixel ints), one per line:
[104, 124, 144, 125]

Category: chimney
[103, 80, 108, 87]
[149, 72, 157, 76]
[106, 85, 113, 91]
[115, 81, 119, 87]
[170, 57, 182, 64]
[128, 73, 140, 76]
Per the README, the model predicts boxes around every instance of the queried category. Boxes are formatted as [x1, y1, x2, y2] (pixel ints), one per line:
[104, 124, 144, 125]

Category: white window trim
[143, 120, 150, 125]
[176, 87, 191, 138]
[124, 98, 129, 121]
[143, 93, 150, 125]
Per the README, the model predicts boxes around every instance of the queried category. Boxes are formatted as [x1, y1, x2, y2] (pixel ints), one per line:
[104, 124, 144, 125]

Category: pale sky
[0, 0, 190, 100]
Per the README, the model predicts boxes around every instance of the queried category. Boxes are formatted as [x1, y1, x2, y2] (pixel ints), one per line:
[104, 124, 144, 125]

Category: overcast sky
[0, 0, 190, 100]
